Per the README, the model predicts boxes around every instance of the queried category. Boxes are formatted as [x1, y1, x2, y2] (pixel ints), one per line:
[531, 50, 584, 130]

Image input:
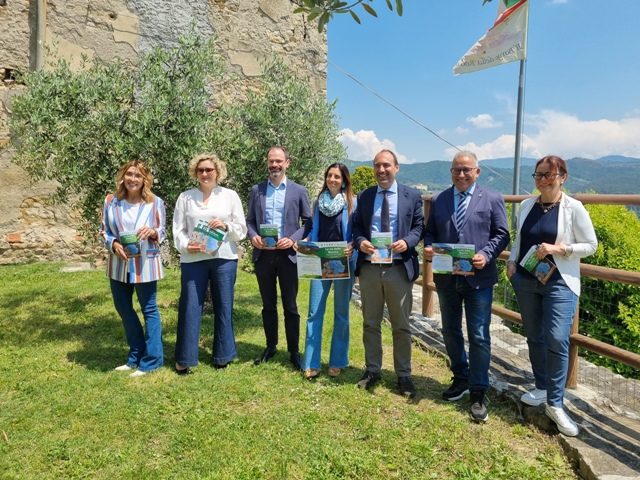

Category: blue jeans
[175, 259, 238, 366]
[436, 277, 493, 391]
[303, 260, 356, 371]
[510, 272, 578, 407]
[110, 279, 164, 372]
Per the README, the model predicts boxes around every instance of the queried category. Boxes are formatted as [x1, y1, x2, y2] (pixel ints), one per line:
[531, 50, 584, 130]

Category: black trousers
[254, 250, 300, 352]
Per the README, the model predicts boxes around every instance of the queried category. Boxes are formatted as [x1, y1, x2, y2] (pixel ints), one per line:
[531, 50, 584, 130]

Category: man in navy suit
[423, 151, 509, 422]
[246, 146, 312, 370]
[352, 149, 424, 398]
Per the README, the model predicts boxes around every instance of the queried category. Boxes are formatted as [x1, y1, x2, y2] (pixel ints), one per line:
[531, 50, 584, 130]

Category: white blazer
[509, 193, 597, 296]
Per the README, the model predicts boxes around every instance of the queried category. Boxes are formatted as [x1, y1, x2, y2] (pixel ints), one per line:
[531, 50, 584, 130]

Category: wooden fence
[420, 193, 640, 388]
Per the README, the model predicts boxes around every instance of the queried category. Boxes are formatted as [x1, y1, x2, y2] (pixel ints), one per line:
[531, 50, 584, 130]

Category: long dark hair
[316, 162, 354, 216]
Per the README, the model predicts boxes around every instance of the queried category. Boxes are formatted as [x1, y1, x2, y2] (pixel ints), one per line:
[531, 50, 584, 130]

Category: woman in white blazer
[507, 155, 597, 436]
[100, 160, 167, 377]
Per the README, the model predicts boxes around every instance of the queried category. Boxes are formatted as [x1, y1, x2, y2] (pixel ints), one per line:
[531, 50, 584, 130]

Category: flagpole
[511, 59, 526, 229]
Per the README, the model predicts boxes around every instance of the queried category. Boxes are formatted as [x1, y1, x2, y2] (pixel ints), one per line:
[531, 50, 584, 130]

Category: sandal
[304, 368, 320, 379]
[328, 367, 342, 377]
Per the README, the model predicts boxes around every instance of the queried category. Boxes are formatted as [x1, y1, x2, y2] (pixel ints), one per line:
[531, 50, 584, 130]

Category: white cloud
[466, 114, 503, 129]
[455, 126, 469, 134]
[446, 110, 640, 161]
[339, 128, 412, 163]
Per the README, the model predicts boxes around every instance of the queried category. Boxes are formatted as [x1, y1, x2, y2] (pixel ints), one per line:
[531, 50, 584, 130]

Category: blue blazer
[423, 184, 509, 289]
[352, 183, 424, 283]
[246, 179, 312, 263]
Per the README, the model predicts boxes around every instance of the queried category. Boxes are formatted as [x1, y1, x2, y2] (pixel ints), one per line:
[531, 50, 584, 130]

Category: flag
[453, 0, 529, 75]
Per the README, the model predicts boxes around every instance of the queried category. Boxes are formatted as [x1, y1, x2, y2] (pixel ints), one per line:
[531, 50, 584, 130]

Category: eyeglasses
[197, 168, 215, 174]
[450, 167, 477, 175]
[531, 172, 558, 180]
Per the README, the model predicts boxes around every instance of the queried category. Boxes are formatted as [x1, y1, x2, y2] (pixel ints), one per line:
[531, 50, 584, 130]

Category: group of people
[99, 146, 597, 437]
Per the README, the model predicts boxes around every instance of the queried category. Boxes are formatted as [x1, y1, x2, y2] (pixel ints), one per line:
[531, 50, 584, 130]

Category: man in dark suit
[246, 146, 312, 370]
[423, 151, 509, 422]
[352, 149, 424, 398]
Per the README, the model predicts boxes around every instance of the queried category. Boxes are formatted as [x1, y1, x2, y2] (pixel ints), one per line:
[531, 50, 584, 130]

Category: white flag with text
[453, 0, 529, 75]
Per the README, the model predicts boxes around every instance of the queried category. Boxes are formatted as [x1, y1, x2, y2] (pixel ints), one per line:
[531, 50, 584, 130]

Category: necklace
[538, 194, 561, 214]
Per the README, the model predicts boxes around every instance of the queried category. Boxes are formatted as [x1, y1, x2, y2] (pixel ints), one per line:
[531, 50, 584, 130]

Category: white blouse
[173, 187, 247, 263]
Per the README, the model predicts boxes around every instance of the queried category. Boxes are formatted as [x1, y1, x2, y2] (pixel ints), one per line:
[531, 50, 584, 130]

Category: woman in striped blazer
[100, 160, 167, 377]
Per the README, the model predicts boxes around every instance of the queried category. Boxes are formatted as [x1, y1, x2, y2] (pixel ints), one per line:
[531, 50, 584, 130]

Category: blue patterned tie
[456, 191, 468, 232]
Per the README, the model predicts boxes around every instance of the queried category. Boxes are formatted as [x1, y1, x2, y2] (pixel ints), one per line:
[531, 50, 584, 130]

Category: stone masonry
[0, 0, 327, 264]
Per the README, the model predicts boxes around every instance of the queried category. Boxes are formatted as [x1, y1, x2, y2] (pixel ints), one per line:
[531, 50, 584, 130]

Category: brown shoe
[304, 368, 320, 380]
[328, 367, 342, 377]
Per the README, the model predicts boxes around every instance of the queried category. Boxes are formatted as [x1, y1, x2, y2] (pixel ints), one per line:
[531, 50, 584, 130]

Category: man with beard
[246, 146, 312, 370]
[352, 149, 424, 398]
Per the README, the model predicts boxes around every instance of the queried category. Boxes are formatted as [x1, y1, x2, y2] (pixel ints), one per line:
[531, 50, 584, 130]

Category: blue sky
[327, 0, 640, 163]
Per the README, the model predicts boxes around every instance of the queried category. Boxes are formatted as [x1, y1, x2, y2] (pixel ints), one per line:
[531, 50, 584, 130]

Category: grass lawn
[0, 262, 577, 479]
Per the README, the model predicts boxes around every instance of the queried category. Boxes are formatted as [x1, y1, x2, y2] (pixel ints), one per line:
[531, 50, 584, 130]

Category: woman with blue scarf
[302, 163, 357, 379]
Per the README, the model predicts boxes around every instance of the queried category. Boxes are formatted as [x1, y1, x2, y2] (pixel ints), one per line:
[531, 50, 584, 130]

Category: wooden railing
[421, 193, 640, 388]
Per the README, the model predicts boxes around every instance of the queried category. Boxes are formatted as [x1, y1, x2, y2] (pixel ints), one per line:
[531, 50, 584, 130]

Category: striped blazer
[100, 193, 167, 283]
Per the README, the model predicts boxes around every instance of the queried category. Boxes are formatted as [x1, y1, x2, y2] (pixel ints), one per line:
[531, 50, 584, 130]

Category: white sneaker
[129, 370, 147, 378]
[545, 405, 579, 437]
[114, 364, 133, 371]
[521, 388, 547, 406]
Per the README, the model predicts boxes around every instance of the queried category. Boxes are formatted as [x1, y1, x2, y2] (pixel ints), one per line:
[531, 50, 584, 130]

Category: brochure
[119, 230, 142, 258]
[259, 223, 279, 250]
[370, 232, 393, 264]
[519, 244, 557, 284]
[188, 219, 226, 256]
[296, 241, 350, 280]
[431, 243, 475, 275]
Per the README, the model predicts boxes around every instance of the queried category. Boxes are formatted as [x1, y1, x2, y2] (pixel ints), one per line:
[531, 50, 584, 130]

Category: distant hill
[347, 156, 640, 195]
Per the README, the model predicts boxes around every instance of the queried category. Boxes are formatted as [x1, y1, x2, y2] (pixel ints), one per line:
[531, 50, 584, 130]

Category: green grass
[0, 263, 577, 479]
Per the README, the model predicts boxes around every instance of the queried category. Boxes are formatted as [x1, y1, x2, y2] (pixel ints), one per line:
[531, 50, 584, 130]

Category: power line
[328, 59, 531, 194]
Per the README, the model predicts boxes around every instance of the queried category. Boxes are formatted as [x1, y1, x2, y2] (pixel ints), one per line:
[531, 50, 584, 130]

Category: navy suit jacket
[352, 183, 424, 283]
[246, 179, 312, 263]
[423, 183, 509, 289]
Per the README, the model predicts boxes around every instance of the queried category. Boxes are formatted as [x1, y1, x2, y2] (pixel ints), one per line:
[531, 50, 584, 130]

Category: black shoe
[214, 363, 228, 370]
[398, 376, 417, 399]
[442, 377, 469, 401]
[290, 352, 302, 371]
[175, 367, 192, 376]
[357, 370, 381, 390]
[470, 390, 489, 422]
[254, 346, 277, 365]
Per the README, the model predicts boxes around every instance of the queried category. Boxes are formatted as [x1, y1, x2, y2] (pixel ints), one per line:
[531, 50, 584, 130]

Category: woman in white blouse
[173, 153, 247, 374]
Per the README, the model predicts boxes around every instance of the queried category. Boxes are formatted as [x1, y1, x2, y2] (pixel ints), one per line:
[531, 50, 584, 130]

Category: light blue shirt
[370, 182, 398, 261]
[265, 177, 287, 239]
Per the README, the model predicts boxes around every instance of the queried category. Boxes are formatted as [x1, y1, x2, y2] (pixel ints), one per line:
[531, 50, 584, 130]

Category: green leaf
[386, 0, 393, 11]
[349, 9, 361, 24]
[396, 0, 403, 16]
[307, 11, 320, 22]
[362, 3, 378, 17]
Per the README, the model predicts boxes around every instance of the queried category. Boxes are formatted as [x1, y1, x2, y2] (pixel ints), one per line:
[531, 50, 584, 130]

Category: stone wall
[0, 0, 327, 264]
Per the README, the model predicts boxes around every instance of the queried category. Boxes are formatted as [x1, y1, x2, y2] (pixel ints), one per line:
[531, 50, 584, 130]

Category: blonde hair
[115, 160, 154, 203]
[188, 153, 228, 183]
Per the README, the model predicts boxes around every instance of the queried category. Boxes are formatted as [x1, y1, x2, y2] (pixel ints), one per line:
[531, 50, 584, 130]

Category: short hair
[267, 146, 291, 161]
[375, 149, 398, 166]
[188, 153, 228, 184]
[536, 155, 568, 176]
[115, 160, 154, 203]
[452, 151, 479, 167]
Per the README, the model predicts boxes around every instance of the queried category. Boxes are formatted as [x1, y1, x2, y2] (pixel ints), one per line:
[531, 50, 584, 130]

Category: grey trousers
[359, 261, 413, 377]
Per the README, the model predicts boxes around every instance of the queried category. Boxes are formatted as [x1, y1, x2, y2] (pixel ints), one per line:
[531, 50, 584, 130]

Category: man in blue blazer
[352, 149, 424, 398]
[423, 151, 509, 422]
[246, 146, 312, 370]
